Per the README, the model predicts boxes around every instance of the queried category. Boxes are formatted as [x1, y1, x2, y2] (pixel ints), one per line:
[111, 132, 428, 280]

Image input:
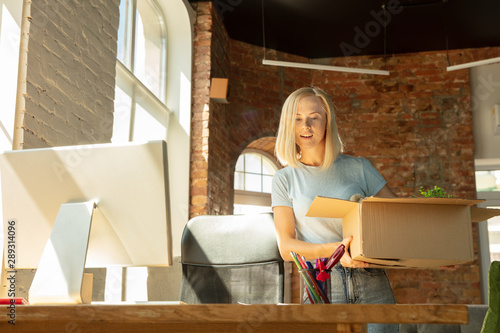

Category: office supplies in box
[306, 197, 500, 269]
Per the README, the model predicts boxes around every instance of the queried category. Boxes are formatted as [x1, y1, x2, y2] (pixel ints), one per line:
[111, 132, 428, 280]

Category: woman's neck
[299, 145, 325, 167]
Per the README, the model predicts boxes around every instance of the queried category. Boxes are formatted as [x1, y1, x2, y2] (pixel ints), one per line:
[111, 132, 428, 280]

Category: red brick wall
[206, 3, 233, 216]
[190, 2, 212, 217]
[227, 46, 310, 168]
[191, 5, 500, 304]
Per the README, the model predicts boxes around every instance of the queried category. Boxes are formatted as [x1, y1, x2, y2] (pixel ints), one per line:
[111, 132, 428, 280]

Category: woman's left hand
[339, 235, 369, 268]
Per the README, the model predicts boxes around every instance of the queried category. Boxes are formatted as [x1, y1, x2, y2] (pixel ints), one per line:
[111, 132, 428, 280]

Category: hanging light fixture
[260, 1, 390, 76]
[441, 0, 500, 71]
[261, 59, 390, 75]
[447, 57, 500, 71]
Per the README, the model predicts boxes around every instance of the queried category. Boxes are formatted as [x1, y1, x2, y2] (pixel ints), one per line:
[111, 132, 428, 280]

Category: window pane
[111, 86, 132, 143]
[234, 171, 244, 190]
[134, 0, 163, 98]
[234, 204, 272, 215]
[133, 103, 166, 141]
[245, 173, 262, 192]
[235, 155, 244, 172]
[116, 0, 128, 65]
[245, 153, 261, 174]
[488, 215, 500, 262]
[262, 175, 273, 193]
[477, 171, 500, 191]
[262, 158, 277, 176]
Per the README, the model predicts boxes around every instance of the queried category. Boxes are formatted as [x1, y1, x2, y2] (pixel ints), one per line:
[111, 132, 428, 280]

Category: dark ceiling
[189, 0, 500, 59]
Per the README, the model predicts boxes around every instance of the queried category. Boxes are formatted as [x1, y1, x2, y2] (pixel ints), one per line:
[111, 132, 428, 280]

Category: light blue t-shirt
[271, 154, 386, 244]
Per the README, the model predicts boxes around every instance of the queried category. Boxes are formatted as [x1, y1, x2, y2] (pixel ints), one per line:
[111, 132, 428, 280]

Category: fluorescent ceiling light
[262, 59, 390, 76]
[447, 56, 500, 72]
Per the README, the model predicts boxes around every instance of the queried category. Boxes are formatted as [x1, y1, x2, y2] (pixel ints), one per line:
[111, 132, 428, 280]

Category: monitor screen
[1, 140, 172, 270]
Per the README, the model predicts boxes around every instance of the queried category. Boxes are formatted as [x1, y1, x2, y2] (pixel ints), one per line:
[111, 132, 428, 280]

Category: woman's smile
[295, 96, 327, 151]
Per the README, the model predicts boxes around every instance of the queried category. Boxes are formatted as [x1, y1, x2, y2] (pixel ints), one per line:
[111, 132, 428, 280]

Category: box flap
[358, 256, 474, 269]
[471, 207, 500, 222]
[306, 196, 358, 219]
[362, 197, 485, 206]
[307, 197, 485, 220]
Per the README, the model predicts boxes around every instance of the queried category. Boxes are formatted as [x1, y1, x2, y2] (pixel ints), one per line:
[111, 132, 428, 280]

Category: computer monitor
[0, 140, 172, 304]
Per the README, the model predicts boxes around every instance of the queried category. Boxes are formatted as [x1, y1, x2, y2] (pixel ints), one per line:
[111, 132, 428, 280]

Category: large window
[109, 0, 171, 303]
[113, 0, 169, 143]
[476, 167, 500, 263]
[234, 151, 279, 214]
[475, 161, 500, 303]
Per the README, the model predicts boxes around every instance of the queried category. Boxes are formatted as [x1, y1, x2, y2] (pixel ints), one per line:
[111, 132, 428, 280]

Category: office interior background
[0, 0, 500, 304]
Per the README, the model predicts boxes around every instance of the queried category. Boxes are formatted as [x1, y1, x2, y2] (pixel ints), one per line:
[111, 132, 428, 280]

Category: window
[487, 214, 500, 261]
[476, 168, 500, 264]
[234, 151, 279, 214]
[109, 0, 173, 303]
[113, 0, 169, 143]
[475, 161, 500, 303]
[476, 170, 500, 192]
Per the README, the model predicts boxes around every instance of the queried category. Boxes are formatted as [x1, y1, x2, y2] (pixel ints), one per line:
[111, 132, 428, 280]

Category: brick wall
[21, 0, 119, 149]
[190, 2, 212, 217]
[228, 45, 304, 160]
[207, 2, 232, 215]
[190, 1, 233, 217]
[198, 6, 500, 304]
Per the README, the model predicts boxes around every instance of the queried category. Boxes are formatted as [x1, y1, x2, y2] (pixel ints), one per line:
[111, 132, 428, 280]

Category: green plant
[417, 186, 454, 198]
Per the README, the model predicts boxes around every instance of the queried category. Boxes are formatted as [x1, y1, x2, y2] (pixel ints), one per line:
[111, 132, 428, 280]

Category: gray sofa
[400, 305, 488, 333]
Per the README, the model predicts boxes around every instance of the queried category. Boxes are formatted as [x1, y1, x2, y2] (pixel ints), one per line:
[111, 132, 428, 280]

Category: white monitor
[0, 140, 172, 304]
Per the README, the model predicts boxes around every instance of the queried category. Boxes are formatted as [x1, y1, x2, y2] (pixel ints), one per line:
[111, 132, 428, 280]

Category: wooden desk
[1, 303, 468, 333]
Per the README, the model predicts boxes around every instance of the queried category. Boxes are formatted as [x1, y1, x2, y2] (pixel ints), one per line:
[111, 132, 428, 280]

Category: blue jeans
[304, 265, 399, 333]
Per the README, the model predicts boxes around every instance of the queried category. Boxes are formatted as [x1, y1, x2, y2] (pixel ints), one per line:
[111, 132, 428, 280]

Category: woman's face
[294, 96, 327, 151]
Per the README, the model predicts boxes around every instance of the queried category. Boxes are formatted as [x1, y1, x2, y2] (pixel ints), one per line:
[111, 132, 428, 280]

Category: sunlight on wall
[133, 103, 167, 141]
[179, 72, 191, 134]
[0, 1, 22, 275]
[0, 3, 20, 151]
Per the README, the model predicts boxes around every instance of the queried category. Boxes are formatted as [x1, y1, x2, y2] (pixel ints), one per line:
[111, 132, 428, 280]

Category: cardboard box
[306, 196, 500, 269]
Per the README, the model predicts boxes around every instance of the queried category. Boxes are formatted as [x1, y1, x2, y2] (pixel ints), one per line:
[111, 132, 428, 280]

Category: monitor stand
[29, 201, 101, 304]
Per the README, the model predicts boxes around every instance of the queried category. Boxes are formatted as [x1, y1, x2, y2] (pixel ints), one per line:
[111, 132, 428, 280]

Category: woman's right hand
[339, 235, 369, 268]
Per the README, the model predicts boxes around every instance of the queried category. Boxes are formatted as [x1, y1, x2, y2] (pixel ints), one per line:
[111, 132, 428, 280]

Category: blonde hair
[275, 87, 343, 169]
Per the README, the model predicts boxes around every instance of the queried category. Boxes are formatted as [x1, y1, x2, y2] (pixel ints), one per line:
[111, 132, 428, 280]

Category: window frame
[114, 0, 170, 143]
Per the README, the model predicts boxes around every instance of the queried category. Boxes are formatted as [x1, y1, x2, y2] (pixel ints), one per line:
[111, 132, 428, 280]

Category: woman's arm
[375, 184, 396, 198]
[273, 205, 368, 267]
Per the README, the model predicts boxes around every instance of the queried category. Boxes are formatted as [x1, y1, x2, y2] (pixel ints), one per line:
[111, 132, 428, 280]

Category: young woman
[271, 87, 399, 333]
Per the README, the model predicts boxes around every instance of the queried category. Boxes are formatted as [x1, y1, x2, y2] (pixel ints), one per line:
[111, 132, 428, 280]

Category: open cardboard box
[306, 197, 500, 269]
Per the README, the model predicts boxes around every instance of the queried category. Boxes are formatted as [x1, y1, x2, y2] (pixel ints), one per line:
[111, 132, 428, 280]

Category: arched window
[234, 150, 279, 214]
